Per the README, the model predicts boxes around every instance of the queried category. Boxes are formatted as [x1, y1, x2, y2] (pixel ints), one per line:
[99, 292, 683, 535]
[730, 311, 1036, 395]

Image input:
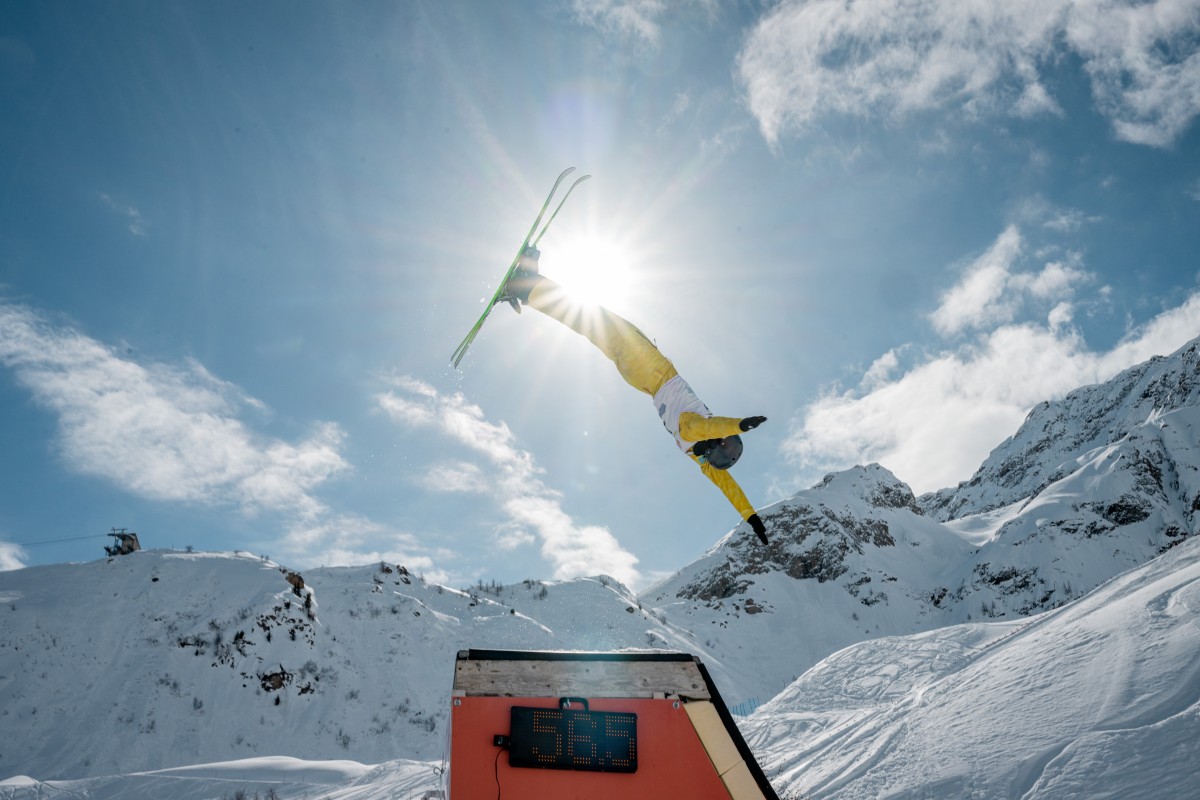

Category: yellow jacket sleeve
[678, 412, 743, 442]
[678, 412, 757, 520]
[690, 454, 757, 521]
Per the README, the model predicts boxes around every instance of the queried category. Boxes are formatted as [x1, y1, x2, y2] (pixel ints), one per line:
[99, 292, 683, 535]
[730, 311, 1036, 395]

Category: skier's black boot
[498, 246, 543, 313]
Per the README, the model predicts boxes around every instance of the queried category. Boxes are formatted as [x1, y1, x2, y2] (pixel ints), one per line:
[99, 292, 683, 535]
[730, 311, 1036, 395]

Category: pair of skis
[450, 167, 590, 369]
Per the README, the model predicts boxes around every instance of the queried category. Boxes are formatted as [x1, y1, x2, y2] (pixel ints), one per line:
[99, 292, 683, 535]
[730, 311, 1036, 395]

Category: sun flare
[543, 234, 636, 312]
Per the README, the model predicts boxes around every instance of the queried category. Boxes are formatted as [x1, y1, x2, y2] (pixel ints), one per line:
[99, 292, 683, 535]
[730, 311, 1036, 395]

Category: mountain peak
[652, 463, 959, 616]
[815, 463, 922, 514]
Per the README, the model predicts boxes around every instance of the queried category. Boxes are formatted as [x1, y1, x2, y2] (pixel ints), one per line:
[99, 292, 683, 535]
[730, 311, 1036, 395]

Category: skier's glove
[518, 245, 541, 272]
[748, 514, 768, 545]
[739, 416, 767, 432]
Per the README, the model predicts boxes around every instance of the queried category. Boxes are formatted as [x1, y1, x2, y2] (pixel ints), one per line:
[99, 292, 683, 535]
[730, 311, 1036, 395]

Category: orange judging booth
[448, 649, 779, 799]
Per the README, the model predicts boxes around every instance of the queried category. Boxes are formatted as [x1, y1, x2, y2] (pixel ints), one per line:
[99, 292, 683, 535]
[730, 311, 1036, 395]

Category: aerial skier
[500, 247, 770, 545]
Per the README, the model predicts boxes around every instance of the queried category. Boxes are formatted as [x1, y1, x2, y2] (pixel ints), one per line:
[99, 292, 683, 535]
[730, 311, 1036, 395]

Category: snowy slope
[741, 535, 1200, 799]
[0, 551, 715, 781]
[0, 758, 380, 800]
[0, 757, 438, 800]
[938, 404, 1200, 620]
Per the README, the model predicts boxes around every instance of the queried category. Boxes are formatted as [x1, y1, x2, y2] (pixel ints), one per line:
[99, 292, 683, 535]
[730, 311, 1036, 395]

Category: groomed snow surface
[744, 535, 1200, 798]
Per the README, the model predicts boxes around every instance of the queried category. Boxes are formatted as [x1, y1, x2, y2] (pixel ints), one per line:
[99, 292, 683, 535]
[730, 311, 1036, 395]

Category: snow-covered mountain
[643, 336, 1200, 696]
[922, 337, 1200, 522]
[642, 464, 977, 703]
[5, 536, 1198, 800]
[0, 552, 714, 780]
[3, 335, 1200, 798]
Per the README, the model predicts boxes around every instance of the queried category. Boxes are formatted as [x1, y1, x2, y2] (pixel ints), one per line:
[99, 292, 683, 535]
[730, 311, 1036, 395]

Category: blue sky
[1, 0, 1198, 588]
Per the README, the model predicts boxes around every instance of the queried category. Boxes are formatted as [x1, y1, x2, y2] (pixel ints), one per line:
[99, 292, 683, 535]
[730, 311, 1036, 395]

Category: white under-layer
[653, 374, 712, 453]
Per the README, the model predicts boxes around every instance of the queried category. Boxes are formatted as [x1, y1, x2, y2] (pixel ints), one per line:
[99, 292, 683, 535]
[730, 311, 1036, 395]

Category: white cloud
[418, 461, 490, 494]
[930, 226, 1093, 336]
[738, 0, 1200, 148]
[783, 324, 1096, 494]
[1014, 79, 1063, 118]
[1100, 290, 1200, 371]
[0, 302, 348, 516]
[782, 228, 1200, 495]
[0, 302, 446, 575]
[1020, 258, 1091, 300]
[930, 226, 1025, 335]
[378, 377, 642, 587]
[0, 540, 26, 571]
[1067, 0, 1200, 147]
[1048, 301, 1075, 331]
[862, 347, 904, 390]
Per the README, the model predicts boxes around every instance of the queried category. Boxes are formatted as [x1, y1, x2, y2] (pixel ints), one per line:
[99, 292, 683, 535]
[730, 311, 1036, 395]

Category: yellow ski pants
[527, 279, 756, 521]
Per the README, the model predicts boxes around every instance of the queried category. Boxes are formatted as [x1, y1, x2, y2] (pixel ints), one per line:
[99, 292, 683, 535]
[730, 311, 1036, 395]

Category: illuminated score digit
[530, 709, 563, 765]
[509, 707, 637, 773]
[568, 707, 598, 766]
[604, 714, 636, 769]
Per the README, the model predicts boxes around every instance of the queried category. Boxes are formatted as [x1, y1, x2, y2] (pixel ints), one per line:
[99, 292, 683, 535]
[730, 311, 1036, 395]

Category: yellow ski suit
[527, 278, 757, 521]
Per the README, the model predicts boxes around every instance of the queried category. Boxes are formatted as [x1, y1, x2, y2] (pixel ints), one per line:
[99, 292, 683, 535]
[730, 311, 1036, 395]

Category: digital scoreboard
[508, 706, 638, 773]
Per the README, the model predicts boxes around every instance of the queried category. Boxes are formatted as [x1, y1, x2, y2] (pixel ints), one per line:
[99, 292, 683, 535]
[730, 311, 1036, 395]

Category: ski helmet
[694, 435, 743, 470]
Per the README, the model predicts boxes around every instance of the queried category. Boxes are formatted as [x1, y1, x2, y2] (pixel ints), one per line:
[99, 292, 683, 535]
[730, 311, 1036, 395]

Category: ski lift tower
[104, 528, 141, 557]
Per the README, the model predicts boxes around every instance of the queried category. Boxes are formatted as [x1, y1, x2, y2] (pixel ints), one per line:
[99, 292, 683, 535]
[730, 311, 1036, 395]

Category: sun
[543, 234, 636, 312]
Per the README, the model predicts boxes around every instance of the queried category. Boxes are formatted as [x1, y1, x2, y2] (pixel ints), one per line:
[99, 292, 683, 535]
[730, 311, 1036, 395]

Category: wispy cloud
[781, 226, 1200, 495]
[1014, 195, 1104, 233]
[0, 302, 347, 516]
[279, 512, 449, 584]
[0, 301, 443, 573]
[738, 0, 1200, 148]
[99, 193, 148, 238]
[378, 376, 642, 587]
[572, 0, 666, 44]
[571, 0, 716, 46]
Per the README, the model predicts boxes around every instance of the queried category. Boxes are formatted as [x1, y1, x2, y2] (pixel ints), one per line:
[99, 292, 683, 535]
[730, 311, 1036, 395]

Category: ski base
[450, 168, 589, 368]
